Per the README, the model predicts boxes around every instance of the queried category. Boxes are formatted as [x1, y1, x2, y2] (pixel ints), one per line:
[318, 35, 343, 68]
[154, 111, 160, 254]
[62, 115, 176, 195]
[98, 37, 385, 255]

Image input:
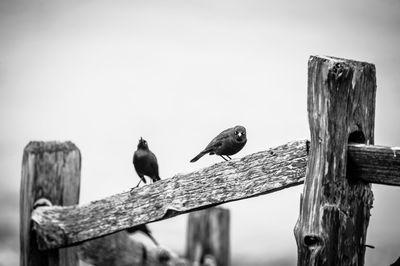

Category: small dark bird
[190, 125, 247, 162]
[126, 224, 159, 246]
[133, 137, 161, 187]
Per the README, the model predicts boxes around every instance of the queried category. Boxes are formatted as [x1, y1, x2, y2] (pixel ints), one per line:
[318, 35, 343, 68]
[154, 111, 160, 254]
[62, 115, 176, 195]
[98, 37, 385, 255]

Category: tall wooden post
[294, 56, 376, 265]
[185, 207, 230, 266]
[20, 141, 81, 266]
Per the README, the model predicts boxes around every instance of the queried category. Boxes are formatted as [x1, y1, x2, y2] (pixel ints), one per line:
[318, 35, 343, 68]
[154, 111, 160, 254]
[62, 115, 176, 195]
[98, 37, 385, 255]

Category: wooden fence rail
[29, 141, 399, 251]
[31, 139, 308, 250]
[20, 55, 400, 266]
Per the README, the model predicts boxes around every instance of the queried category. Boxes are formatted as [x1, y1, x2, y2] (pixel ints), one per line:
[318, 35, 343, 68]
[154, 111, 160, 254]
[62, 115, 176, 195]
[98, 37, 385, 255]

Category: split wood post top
[294, 56, 376, 266]
[20, 141, 81, 266]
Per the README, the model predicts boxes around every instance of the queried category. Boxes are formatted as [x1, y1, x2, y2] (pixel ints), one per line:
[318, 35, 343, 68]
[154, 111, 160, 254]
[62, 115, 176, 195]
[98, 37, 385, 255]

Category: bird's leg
[130, 181, 141, 194]
[220, 155, 228, 161]
[226, 155, 232, 160]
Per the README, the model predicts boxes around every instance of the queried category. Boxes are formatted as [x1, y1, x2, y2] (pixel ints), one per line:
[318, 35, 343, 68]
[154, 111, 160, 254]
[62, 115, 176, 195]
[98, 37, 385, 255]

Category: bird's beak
[237, 132, 243, 138]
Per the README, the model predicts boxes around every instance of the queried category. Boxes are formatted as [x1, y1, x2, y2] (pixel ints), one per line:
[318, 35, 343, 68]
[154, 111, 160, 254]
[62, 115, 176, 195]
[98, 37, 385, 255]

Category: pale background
[1, 1, 399, 265]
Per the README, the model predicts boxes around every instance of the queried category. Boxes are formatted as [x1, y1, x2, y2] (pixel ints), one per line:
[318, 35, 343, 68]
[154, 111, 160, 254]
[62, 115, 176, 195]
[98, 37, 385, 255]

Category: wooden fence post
[294, 56, 376, 265]
[185, 207, 230, 266]
[20, 141, 81, 266]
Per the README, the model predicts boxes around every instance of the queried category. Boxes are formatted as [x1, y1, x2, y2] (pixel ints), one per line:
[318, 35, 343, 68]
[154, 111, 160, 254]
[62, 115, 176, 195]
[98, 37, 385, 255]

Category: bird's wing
[133, 151, 147, 183]
[191, 128, 232, 162]
[205, 127, 232, 151]
[149, 151, 160, 178]
[133, 151, 139, 170]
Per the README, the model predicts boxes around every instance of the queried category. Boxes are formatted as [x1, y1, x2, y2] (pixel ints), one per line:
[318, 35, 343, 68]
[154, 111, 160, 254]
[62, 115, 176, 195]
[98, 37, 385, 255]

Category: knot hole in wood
[303, 235, 322, 248]
[33, 198, 53, 209]
[348, 130, 366, 144]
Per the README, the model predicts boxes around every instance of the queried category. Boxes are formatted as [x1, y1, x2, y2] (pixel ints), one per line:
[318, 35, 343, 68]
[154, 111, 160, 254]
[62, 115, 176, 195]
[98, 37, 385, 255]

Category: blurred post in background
[186, 207, 230, 266]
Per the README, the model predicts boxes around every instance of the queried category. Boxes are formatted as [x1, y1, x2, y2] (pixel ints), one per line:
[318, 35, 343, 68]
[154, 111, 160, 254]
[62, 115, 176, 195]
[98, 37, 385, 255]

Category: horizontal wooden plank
[31, 140, 400, 250]
[348, 143, 400, 186]
[32, 140, 308, 250]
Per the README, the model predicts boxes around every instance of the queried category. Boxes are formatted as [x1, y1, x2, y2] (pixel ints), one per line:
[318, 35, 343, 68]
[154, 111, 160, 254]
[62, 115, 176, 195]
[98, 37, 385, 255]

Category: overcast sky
[1, 1, 400, 265]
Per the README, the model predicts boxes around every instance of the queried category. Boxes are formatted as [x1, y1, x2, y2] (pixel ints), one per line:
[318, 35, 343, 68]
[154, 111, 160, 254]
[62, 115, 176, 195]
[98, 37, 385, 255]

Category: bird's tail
[190, 150, 207, 163]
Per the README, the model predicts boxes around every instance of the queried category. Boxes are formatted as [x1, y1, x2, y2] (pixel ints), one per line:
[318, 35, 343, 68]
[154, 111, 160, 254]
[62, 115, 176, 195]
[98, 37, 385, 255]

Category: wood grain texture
[32, 140, 308, 250]
[348, 144, 400, 186]
[79, 230, 189, 266]
[29, 139, 399, 252]
[185, 207, 230, 266]
[294, 55, 376, 266]
[30, 139, 400, 252]
[20, 141, 81, 266]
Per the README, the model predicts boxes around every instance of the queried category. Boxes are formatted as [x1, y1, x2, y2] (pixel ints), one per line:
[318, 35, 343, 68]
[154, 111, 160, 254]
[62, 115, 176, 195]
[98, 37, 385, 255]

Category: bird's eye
[235, 131, 238, 135]
[144, 141, 147, 144]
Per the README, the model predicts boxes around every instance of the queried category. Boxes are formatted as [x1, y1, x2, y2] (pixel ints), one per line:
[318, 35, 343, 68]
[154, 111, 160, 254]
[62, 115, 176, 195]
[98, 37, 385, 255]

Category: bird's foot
[129, 187, 137, 195]
[220, 155, 228, 161]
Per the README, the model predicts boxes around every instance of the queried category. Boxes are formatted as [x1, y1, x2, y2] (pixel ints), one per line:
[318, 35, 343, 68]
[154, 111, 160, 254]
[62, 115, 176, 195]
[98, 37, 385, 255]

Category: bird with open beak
[133, 137, 161, 187]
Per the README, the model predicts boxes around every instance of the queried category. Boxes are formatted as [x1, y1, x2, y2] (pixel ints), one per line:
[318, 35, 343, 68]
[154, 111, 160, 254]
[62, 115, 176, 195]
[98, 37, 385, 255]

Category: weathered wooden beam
[294, 55, 376, 266]
[79, 230, 189, 266]
[29, 138, 400, 251]
[30, 139, 400, 251]
[20, 141, 81, 266]
[185, 207, 230, 266]
[32, 140, 308, 250]
[348, 144, 400, 186]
